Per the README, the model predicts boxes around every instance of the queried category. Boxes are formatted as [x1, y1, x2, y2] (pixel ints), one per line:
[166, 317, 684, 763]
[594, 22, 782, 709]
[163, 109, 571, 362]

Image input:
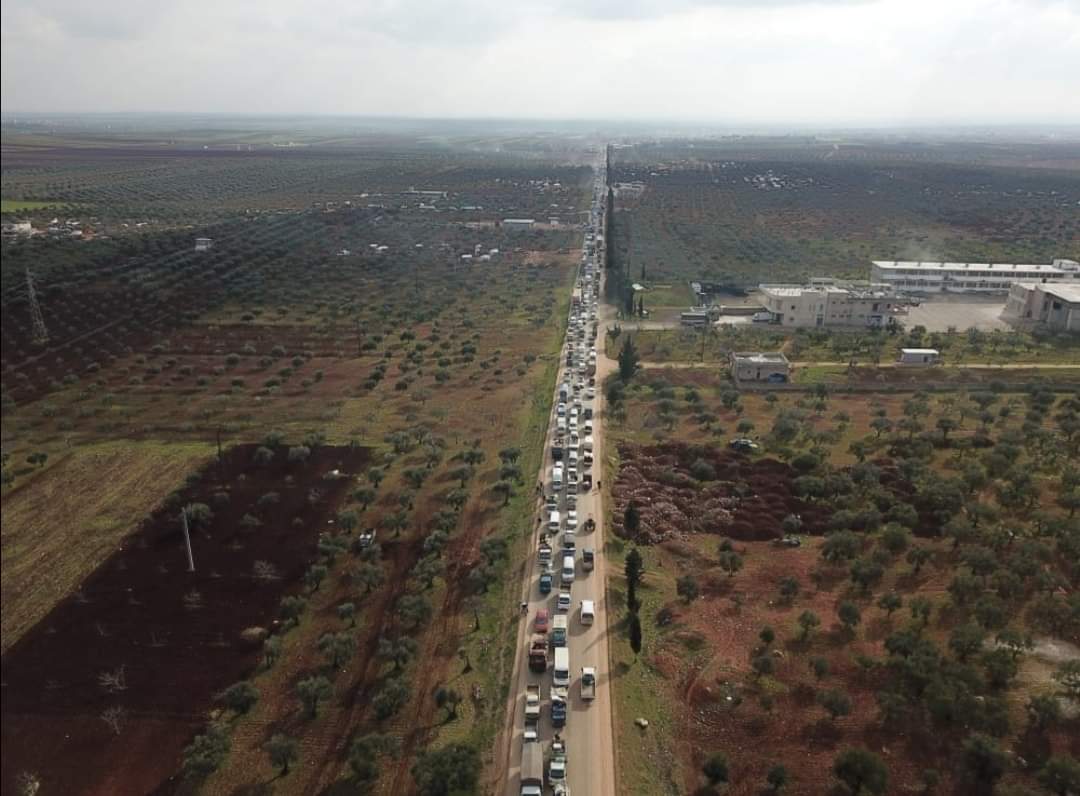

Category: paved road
[499, 168, 617, 796]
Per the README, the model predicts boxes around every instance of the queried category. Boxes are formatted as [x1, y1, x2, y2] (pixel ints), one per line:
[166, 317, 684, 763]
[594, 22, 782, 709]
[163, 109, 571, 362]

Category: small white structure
[732, 352, 791, 383]
[898, 348, 940, 366]
[502, 218, 535, 230]
[194, 237, 214, 251]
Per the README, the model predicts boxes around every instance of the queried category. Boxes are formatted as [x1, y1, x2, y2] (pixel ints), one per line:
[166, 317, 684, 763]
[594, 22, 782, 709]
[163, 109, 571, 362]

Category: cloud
[1, 0, 1078, 124]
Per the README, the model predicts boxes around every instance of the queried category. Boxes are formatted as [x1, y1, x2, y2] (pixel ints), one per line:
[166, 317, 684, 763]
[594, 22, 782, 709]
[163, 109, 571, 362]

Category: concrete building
[1003, 282, 1080, 332]
[871, 259, 1080, 294]
[194, 237, 214, 251]
[898, 348, 941, 365]
[732, 352, 791, 383]
[758, 280, 899, 328]
[501, 218, 535, 230]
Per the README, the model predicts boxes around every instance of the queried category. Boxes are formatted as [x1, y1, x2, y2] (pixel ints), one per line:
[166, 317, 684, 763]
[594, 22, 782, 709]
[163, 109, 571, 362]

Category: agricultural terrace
[608, 139, 1080, 304]
[1, 137, 593, 795]
[601, 363, 1079, 795]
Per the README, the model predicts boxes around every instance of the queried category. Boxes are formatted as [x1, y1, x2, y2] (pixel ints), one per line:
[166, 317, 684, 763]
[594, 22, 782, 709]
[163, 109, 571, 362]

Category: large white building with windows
[757, 280, 900, 328]
[871, 259, 1080, 294]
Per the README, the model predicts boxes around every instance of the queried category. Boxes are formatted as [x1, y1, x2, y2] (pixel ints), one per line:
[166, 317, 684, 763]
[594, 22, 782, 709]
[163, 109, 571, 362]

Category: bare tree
[101, 705, 128, 735]
[99, 665, 127, 693]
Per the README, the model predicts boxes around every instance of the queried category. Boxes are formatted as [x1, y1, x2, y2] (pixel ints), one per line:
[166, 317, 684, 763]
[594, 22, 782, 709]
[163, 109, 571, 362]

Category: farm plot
[602, 362, 1079, 795]
[609, 142, 1080, 299]
[0, 440, 211, 653]
[611, 443, 832, 543]
[0, 443, 371, 796]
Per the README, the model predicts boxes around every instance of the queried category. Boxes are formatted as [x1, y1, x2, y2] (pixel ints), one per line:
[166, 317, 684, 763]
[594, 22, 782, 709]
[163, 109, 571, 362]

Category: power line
[25, 268, 49, 345]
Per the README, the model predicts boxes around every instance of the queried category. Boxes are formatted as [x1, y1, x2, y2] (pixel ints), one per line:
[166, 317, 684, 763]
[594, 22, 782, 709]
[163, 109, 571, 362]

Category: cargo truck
[528, 635, 549, 673]
[520, 742, 543, 796]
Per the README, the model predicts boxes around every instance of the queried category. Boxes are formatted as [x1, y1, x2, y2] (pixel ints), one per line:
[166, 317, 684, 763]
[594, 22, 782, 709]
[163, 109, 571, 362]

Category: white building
[1003, 282, 1080, 332]
[757, 280, 899, 328]
[898, 348, 941, 366]
[732, 352, 791, 383]
[501, 218, 535, 230]
[871, 259, 1080, 294]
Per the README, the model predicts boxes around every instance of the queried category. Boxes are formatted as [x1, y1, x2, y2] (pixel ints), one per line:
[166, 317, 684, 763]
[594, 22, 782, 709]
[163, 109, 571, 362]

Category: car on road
[582, 548, 595, 571]
[566, 509, 578, 530]
[539, 572, 553, 595]
[586, 386, 595, 399]
[729, 438, 759, 452]
[548, 739, 568, 786]
[556, 590, 572, 612]
[534, 608, 550, 633]
[580, 599, 595, 625]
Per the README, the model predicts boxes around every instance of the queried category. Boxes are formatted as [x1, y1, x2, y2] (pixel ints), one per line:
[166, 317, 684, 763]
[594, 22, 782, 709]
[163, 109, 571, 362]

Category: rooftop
[873, 260, 1078, 273]
[759, 282, 894, 299]
[1038, 284, 1080, 304]
[733, 351, 789, 364]
[901, 348, 940, 355]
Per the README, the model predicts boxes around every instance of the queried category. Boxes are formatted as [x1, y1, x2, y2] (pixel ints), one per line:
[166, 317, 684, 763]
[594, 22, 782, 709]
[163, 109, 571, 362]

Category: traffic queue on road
[519, 171, 606, 796]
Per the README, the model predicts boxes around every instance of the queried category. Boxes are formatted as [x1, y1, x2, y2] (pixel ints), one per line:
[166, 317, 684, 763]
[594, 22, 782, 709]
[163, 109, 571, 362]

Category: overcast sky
[2, 0, 1077, 125]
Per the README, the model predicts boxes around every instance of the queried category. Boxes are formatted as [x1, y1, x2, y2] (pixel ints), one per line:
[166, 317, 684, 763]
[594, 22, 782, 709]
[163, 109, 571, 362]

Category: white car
[586, 387, 595, 400]
[556, 591, 572, 612]
[556, 403, 566, 418]
[566, 510, 578, 530]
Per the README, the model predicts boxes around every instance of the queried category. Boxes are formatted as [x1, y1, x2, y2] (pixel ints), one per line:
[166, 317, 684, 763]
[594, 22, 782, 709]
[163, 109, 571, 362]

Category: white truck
[524, 684, 541, 740]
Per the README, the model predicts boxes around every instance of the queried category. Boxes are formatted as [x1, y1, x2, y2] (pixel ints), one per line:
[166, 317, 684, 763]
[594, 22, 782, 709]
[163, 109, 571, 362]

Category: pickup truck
[581, 667, 596, 700]
[528, 635, 548, 673]
[548, 738, 568, 784]
[525, 684, 542, 720]
[550, 686, 568, 727]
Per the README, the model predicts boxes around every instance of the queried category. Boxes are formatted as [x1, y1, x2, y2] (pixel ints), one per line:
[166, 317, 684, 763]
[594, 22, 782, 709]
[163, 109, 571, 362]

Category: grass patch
[0, 439, 212, 652]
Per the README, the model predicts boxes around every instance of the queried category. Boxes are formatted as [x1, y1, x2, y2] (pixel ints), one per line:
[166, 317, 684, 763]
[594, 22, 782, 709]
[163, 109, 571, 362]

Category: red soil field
[612, 443, 833, 543]
[0, 443, 370, 796]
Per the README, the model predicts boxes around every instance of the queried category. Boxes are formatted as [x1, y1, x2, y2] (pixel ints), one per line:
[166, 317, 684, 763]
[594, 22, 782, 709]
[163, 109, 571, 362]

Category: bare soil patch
[0, 443, 370, 796]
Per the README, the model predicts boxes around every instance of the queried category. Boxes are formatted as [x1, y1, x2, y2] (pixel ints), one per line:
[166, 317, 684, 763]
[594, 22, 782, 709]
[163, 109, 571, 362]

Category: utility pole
[26, 269, 49, 345]
[180, 508, 196, 572]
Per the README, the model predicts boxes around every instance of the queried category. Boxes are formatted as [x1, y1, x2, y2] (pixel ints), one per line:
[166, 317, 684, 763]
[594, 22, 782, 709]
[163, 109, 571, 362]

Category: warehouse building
[871, 259, 1080, 294]
[757, 280, 899, 328]
[1003, 282, 1080, 332]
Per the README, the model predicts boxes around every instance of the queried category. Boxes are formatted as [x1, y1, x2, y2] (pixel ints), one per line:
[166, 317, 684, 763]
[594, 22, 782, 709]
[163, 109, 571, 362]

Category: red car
[534, 608, 550, 633]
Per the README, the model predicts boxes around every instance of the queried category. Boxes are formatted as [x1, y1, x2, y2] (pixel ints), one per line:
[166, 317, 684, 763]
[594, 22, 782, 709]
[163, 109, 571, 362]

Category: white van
[557, 417, 567, 433]
[552, 465, 563, 492]
[553, 646, 570, 688]
[580, 600, 595, 626]
[561, 554, 575, 584]
[548, 510, 561, 533]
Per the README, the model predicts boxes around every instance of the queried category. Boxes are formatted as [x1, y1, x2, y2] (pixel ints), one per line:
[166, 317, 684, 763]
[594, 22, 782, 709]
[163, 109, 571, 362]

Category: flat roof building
[194, 237, 213, 251]
[732, 352, 791, 383]
[898, 348, 941, 365]
[501, 218, 535, 230]
[1003, 282, 1080, 332]
[871, 259, 1080, 293]
[758, 280, 899, 328]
